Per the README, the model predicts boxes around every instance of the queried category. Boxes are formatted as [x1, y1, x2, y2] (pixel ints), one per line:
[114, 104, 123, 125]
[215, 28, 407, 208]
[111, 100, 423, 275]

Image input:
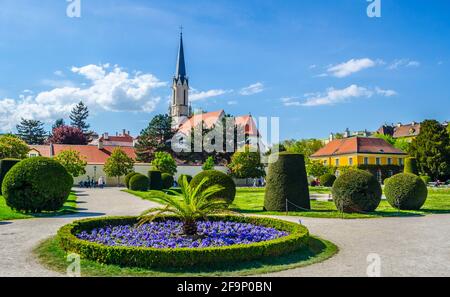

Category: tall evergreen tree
[70, 101, 90, 132]
[409, 120, 450, 179]
[52, 118, 65, 130]
[16, 118, 47, 145]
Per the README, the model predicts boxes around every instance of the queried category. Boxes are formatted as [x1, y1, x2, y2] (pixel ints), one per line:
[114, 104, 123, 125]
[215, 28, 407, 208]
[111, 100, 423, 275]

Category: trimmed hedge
[319, 173, 336, 187]
[332, 169, 382, 213]
[177, 174, 192, 185]
[420, 175, 431, 184]
[57, 215, 309, 268]
[0, 159, 20, 195]
[161, 173, 174, 189]
[124, 172, 138, 189]
[190, 170, 236, 204]
[404, 157, 418, 175]
[384, 173, 428, 210]
[148, 170, 162, 191]
[264, 152, 310, 211]
[129, 174, 149, 191]
[2, 157, 73, 213]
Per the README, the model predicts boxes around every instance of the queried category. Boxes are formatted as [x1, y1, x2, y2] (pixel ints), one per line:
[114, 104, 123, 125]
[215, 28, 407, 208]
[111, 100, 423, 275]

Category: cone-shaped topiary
[2, 157, 73, 213]
[177, 174, 192, 185]
[190, 170, 236, 205]
[124, 172, 138, 189]
[148, 170, 162, 190]
[404, 157, 418, 175]
[319, 173, 336, 187]
[0, 159, 20, 195]
[332, 169, 382, 213]
[264, 152, 310, 211]
[129, 174, 149, 191]
[161, 173, 174, 189]
[384, 173, 428, 210]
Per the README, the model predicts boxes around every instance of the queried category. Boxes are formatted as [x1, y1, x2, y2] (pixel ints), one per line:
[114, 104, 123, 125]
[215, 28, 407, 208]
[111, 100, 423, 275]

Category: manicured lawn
[0, 192, 78, 221]
[34, 235, 337, 277]
[126, 187, 450, 219]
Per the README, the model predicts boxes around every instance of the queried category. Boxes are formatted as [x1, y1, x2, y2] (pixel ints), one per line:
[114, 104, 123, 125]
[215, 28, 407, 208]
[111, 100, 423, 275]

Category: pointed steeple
[175, 29, 187, 82]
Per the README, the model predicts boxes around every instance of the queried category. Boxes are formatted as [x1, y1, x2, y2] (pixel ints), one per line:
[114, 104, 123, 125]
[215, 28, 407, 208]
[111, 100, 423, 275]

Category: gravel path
[1, 188, 449, 277]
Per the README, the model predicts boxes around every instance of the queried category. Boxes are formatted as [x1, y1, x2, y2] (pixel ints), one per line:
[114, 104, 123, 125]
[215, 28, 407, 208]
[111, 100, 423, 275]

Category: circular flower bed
[58, 215, 309, 268]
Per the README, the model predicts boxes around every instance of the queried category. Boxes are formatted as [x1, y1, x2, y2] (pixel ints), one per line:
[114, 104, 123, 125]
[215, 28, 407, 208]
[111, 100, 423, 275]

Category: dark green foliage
[129, 174, 149, 191]
[2, 157, 73, 213]
[404, 157, 418, 175]
[148, 170, 162, 190]
[16, 118, 47, 145]
[70, 101, 90, 132]
[420, 175, 431, 184]
[332, 169, 382, 213]
[264, 152, 310, 211]
[319, 173, 336, 187]
[0, 159, 20, 195]
[356, 164, 403, 183]
[409, 120, 450, 179]
[57, 215, 309, 268]
[124, 172, 138, 189]
[190, 170, 236, 204]
[177, 174, 192, 185]
[161, 173, 174, 189]
[384, 173, 428, 210]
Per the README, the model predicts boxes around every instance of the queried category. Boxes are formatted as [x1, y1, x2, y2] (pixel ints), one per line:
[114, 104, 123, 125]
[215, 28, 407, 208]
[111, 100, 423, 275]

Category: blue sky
[0, 0, 449, 140]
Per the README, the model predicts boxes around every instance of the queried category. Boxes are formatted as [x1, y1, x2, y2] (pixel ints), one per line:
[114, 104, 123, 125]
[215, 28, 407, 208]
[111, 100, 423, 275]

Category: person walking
[98, 176, 105, 189]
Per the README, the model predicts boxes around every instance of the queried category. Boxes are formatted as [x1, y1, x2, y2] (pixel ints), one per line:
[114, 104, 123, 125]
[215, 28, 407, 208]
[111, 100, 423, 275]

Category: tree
[228, 148, 265, 179]
[0, 134, 29, 159]
[135, 114, 174, 162]
[70, 101, 90, 132]
[374, 133, 410, 153]
[16, 118, 47, 145]
[52, 118, 65, 130]
[202, 156, 215, 170]
[307, 160, 332, 177]
[409, 120, 450, 179]
[47, 125, 87, 145]
[282, 139, 325, 159]
[104, 148, 135, 186]
[54, 150, 87, 177]
[151, 151, 177, 176]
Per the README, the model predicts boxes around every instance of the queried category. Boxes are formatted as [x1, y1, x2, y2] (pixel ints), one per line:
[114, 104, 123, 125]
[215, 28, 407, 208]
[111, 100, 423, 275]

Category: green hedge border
[57, 215, 309, 268]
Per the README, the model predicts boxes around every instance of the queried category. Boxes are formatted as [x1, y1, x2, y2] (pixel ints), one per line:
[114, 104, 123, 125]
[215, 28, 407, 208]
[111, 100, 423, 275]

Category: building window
[29, 153, 38, 157]
[364, 157, 369, 165]
[387, 158, 392, 165]
[348, 157, 353, 166]
[376, 157, 381, 165]
[335, 159, 340, 166]
[399, 158, 404, 166]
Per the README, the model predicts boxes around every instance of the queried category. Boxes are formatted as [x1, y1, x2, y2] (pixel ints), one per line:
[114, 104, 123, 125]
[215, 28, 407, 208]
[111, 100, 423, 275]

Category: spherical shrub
[264, 152, 310, 211]
[148, 170, 162, 190]
[177, 174, 192, 185]
[420, 175, 431, 184]
[2, 157, 73, 213]
[190, 170, 236, 204]
[0, 159, 20, 195]
[129, 174, 149, 191]
[161, 173, 174, 189]
[124, 172, 138, 189]
[332, 169, 382, 213]
[384, 173, 428, 210]
[319, 173, 336, 187]
[404, 157, 418, 175]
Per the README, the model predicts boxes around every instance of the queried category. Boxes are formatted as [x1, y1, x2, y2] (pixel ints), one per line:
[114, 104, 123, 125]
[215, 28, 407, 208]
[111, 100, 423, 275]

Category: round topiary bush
[420, 175, 431, 184]
[0, 158, 20, 195]
[177, 174, 192, 185]
[384, 173, 428, 210]
[190, 170, 236, 204]
[264, 152, 310, 211]
[319, 173, 336, 187]
[2, 157, 73, 213]
[404, 157, 418, 175]
[161, 173, 174, 189]
[129, 174, 149, 191]
[332, 169, 382, 213]
[124, 172, 138, 189]
[148, 170, 162, 190]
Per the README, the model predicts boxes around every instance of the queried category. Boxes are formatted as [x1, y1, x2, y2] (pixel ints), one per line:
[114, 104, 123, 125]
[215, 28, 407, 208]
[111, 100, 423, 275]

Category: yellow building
[311, 136, 408, 181]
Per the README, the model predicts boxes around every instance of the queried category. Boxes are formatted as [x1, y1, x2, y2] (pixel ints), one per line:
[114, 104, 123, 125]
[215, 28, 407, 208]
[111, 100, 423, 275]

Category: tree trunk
[183, 220, 198, 236]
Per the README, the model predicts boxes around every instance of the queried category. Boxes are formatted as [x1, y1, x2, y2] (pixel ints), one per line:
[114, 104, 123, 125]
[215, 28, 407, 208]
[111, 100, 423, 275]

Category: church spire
[171, 27, 190, 121]
[175, 28, 187, 82]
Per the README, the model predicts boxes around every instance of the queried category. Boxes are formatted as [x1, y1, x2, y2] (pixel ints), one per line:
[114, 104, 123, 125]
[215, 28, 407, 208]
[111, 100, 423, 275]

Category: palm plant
[138, 176, 234, 236]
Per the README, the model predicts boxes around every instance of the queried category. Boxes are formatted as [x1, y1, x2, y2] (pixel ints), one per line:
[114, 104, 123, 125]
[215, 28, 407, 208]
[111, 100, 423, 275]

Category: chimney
[128, 130, 130, 136]
[397, 122, 402, 128]
[344, 128, 350, 138]
[411, 121, 416, 126]
[329, 133, 334, 142]
[123, 129, 126, 136]
[103, 132, 109, 140]
[98, 139, 104, 150]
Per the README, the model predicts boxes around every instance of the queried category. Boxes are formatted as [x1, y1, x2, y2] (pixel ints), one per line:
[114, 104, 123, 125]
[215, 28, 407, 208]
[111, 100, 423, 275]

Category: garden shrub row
[148, 170, 162, 190]
[57, 215, 309, 268]
[125, 172, 138, 189]
[129, 174, 149, 191]
[319, 173, 336, 187]
[161, 173, 174, 189]
[0, 159, 20, 195]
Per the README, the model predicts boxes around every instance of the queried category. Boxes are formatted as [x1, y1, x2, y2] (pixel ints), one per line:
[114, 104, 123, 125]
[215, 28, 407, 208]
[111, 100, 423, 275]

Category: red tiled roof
[235, 115, 258, 136]
[393, 123, 420, 138]
[29, 144, 136, 164]
[100, 135, 134, 142]
[178, 110, 225, 134]
[311, 137, 406, 157]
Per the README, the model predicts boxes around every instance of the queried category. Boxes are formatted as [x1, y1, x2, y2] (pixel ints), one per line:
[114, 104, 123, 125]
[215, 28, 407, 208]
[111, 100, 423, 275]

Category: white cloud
[54, 70, 64, 77]
[388, 59, 420, 70]
[227, 100, 238, 105]
[239, 82, 264, 96]
[0, 64, 166, 131]
[309, 64, 317, 69]
[189, 88, 231, 102]
[375, 87, 397, 97]
[327, 58, 377, 78]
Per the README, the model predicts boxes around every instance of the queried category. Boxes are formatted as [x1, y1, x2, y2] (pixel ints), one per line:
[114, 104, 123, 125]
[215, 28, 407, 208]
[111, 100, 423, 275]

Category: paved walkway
[0, 188, 449, 277]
